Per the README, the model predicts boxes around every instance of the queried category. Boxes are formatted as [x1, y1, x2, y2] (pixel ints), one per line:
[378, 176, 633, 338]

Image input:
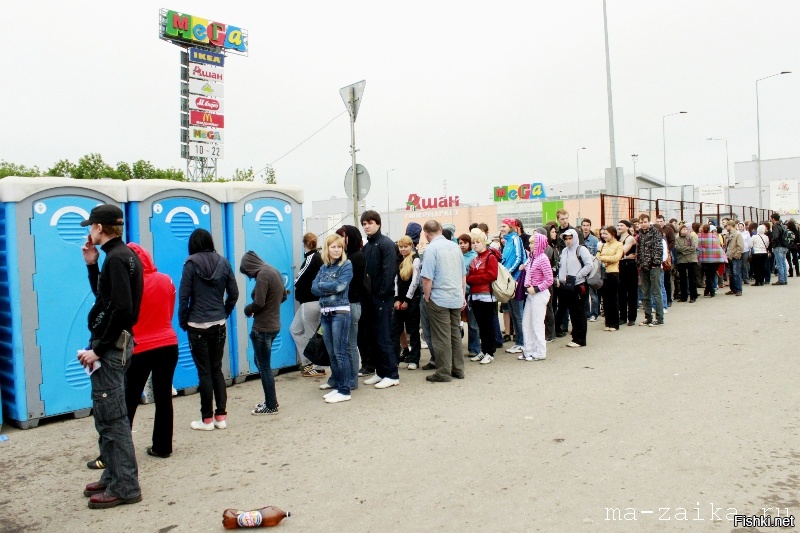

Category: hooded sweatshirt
[178, 250, 238, 330]
[501, 230, 526, 280]
[239, 251, 285, 333]
[405, 223, 422, 247]
[557, 229, 593, 285]
[294, 250, 323, 303]
[751, 225, 770, 255]
[524, 233, 554, 293]
[128, 243, 178, 354]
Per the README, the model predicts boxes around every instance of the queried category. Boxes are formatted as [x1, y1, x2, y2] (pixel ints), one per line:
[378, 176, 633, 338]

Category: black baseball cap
[80, 204, 124, 227]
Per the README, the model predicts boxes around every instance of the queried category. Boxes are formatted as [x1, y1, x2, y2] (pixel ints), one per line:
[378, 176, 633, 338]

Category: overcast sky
[4, 1, 799, 212]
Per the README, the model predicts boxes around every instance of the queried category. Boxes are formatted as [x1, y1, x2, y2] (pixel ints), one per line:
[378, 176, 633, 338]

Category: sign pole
[349, 87, 359, 225]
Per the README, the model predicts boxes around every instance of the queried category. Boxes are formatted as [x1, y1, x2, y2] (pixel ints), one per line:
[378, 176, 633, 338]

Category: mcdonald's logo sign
[189, 110, 224, 128]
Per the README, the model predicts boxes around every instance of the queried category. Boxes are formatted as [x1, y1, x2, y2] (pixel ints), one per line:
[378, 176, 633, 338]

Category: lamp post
[706, 138, 730, 187]
[662, 111, 687, 192]
[386, 168, 395, 238]
[756, 71, 791, 209]
[576, 147, 586, 222]
[631, 154, 638, 180]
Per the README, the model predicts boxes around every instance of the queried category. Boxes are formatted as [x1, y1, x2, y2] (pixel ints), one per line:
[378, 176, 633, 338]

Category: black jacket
[339, 225, 367, 304]
[239, 251, 285, 333]
[178, 251, 238, 330]
[294, 250, 323, 303]
[87, 238, 143, 357]
[363, 228, 398, 300]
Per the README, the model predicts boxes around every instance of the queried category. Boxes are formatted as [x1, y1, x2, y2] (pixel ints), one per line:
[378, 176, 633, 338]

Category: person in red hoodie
[124, 243, 179, 458]
[465, 230, 500, 364]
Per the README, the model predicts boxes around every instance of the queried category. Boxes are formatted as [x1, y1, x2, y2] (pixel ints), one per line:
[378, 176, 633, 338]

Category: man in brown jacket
[725, 221, 744, 296]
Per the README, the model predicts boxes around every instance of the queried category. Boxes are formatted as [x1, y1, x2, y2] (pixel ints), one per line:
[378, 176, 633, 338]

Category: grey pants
[427, 299, 465, 379]
[640, 267, 664, 323]
[93, 332, 141, 499]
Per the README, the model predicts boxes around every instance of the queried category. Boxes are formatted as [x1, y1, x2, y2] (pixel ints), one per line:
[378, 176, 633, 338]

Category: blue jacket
[501, 231, 526, 281]
[311, 259, 353, 308]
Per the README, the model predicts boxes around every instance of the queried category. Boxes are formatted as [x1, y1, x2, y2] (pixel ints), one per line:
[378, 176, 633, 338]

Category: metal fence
[601, 194, 772, 227]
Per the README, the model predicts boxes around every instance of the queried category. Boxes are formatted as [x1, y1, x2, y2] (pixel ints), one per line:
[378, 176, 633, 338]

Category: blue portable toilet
[224, 182, 304, 382]
[125, 180, 231, 394]
[0, 177, 128, 428]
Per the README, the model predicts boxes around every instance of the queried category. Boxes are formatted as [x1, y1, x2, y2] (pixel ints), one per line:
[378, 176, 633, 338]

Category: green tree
[0, 160, 42, 178]
[71, 153, 115, 180]
[46, 159, 75, 177]
[115, 161, 133, 181]
[264, 165, 277, 184]
[231, 167, 255, 182]
[132, 160, 155, 180]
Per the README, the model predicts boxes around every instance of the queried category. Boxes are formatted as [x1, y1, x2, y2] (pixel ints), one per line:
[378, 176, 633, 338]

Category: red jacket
[128, 243, 178, 354]
[466, 249, 499, 294]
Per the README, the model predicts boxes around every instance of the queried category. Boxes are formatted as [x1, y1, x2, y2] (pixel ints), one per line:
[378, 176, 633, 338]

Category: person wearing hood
[312, 234, 354, 403]
[125, 243, 179, 458]
[750, 223, 770, 286]
[521, 233, 553, 360]
[635, 214, 665, 326]
[555, 228, 592, 347]
[291, 233, 325, 377]
[332, 224, 367, 391]
[178, 229, 238, 431]
[499, 218, 527, 354]
[539, 224, 560, 342]
[240, 251, 287, 415]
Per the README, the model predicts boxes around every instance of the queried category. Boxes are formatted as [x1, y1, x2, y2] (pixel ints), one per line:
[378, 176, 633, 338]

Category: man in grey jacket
[554, 229, 592, 348]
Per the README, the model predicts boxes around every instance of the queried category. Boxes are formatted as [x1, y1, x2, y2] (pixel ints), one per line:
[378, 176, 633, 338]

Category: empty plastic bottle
[222, 506, 291, 529]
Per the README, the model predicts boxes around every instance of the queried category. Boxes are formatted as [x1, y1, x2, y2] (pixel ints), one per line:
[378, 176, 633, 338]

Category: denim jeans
[773, 247, 788, 283]
[584, 286, 599, 318]
[466, 304, 480, 354]
[251, 330, 279, 410]
[492, 312, 503, 345]
[330, 303, 361, 389]
[93, 332, 141, 499]
[188, 324, 227, 419]
[640, 267, 664, 322]
[741, 251, 750, 281]
[506, 297, 524, 346]
[728, 258, 742, 293]
[320, 311, 352, 395]
[125, 345, 178, 455]
[650, 272, 669, 309]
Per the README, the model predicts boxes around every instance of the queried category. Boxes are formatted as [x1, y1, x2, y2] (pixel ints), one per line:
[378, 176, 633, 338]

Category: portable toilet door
[0, 177, 128, 428]
[224, 183, 304, 382]
[125, 180, 230, 394]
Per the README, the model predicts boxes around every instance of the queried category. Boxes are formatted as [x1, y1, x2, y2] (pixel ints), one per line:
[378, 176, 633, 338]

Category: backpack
[577, 245, 604, 290]
[492, 263, 517, 303]
[780, 224, 795, 248]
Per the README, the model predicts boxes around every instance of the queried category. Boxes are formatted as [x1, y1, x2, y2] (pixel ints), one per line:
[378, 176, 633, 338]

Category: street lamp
[386, 168, 396, 238]
[662, 111, 687, 192]
[706, 138, 730, 187]
[631, 153, 638, 179]
[756, 71, 791, 209]
[576, 147, 586, 222]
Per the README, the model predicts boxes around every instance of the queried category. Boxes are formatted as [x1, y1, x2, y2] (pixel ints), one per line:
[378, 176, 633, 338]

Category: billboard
[189, 47, 224, 67]
[189, 79, 224, 99]
[769, 180, 799, 215]
[188, 94, 224, 113]
[190, 110, 224, 128]
[162, 10, 247, 53]
[188, 141, 224, 159]
[189, 126, 223, 143]
[494, 183, 547, 201]
[189, 62, 224, 83]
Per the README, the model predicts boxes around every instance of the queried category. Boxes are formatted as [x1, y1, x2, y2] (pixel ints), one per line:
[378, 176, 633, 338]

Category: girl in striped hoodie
[521, 233, 554, 361]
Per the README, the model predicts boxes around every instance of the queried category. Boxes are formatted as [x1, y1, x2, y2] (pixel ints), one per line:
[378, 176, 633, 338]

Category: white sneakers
[420, 340, 429, 349]
[407, 363, 418, 370]
[566, 342, 582, 348]
[323, 389, 339, 399]
[480, 355, 494, 365]
[505, 345, 523, 354]
[374, 377, 399, 389]
[470, 352, 485, 362]
[213, 418, 227, 429]
[363, 374, 382, 385]
[325, 392, 351, 403]
[190, 420, 215, 431]
[319, 382, 333, 390]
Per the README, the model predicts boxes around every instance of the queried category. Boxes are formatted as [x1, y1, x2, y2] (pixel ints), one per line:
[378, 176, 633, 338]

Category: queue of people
[75, 202, 792, 509]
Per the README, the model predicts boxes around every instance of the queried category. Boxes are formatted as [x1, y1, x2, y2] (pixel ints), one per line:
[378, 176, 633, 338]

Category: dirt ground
[1, 282, 798, 532]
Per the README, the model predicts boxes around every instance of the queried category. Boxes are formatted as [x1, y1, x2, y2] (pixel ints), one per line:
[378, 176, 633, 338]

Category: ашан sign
[405, 193, 460, 211]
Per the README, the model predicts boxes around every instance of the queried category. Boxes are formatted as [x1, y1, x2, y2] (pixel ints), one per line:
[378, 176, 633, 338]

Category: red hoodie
[128, 243, 178, 354]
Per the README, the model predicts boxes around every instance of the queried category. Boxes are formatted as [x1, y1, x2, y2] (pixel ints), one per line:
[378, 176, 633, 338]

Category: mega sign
[405, 193, 460, 211]
[163, 10, 247, 52]
[189, 126, 223, 142]
[493, 183, 547, 201]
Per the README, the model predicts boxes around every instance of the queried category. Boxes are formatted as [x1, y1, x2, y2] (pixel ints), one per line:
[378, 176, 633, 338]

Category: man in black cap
[78, 204, 144, 509]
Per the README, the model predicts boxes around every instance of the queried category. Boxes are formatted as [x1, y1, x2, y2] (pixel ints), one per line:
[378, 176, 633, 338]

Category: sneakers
[517, 354, 526, 360]
[505, 345, 523, 354]
[407, 363, 418, 370]
[470, 352, 485, 362]
[421, 362, 436, 370]
[363, 374, 382, 386]
[398, 362, 409, 369]
[627, 321, 635, 326]
[213, 416, 227, 430]
[374, 377, 400, 389]
[649, 320, 664, 327]
[639, 319, 652, 326]
[87, 457, 106, 470]
[325, 392, 351, 403]
[301, 367, 326, 377]
[190, 420, 215, 431]
[319, 382, 333, 390]
[480, 355, 494, 365]
[252, 404, 279, 415]
[358, 367, 375, 377]
[566, 342, 582, 348]
[323, 389, 339, 399]
[420, 340, 429, 349]
[588, 316, 597, 322]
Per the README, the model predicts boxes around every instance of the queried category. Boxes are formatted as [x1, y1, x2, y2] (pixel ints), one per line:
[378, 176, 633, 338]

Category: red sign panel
[190, 110, 225, 128]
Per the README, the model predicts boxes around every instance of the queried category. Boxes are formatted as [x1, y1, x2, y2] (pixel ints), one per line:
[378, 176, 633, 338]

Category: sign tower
[159, 9, 248, 181]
